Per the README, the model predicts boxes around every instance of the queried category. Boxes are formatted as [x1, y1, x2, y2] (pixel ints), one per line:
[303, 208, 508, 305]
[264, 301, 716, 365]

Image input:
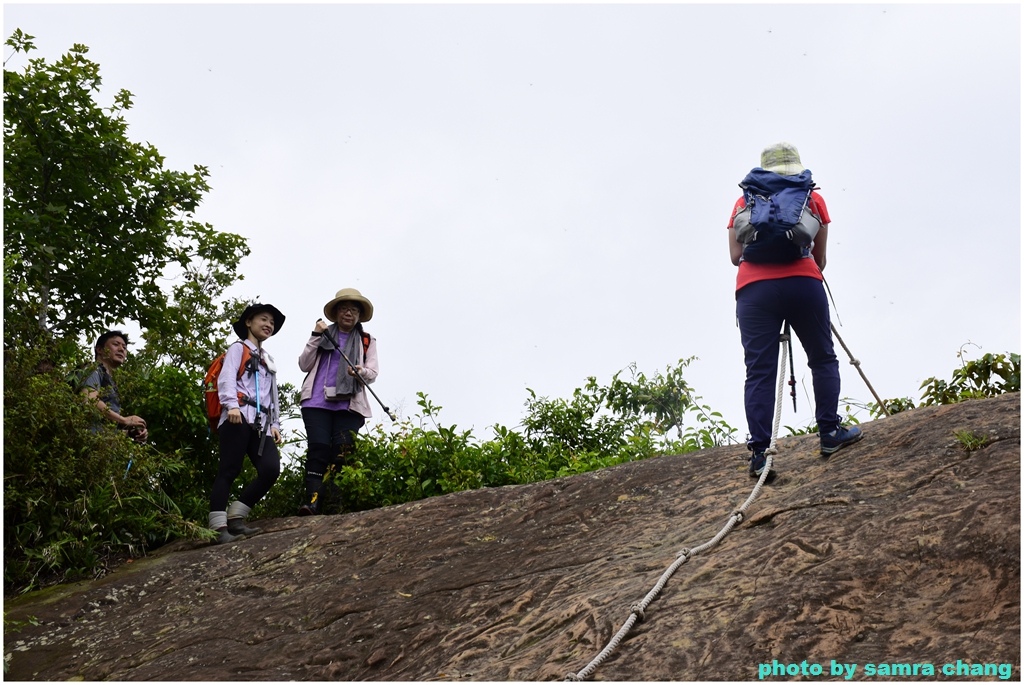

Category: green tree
[601, 358, 739, 450]
[3, 29, 247, 345]
[3, 31, 254, 593]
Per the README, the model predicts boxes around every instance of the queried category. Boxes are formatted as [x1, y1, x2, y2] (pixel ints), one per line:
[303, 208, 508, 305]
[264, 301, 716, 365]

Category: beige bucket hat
[323, 287, 374, 322]
[760, 142, 805, 176]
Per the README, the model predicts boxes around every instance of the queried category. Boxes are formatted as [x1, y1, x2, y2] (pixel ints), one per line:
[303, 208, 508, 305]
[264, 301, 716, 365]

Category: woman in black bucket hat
[208, 302, 285, 544]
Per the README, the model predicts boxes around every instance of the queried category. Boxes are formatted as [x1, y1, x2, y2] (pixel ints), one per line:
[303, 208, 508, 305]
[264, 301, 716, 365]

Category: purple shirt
[302, 330, 352, 411]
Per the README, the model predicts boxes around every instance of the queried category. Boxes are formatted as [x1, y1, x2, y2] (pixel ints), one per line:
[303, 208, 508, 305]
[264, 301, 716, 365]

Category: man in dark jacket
[80, 330, 147, 443]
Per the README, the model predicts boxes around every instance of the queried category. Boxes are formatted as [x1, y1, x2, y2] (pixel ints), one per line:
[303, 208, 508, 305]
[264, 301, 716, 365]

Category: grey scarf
[319, 323, 363, 399]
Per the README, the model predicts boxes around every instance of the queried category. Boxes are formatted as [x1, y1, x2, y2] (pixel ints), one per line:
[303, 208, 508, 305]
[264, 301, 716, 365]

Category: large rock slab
[4, 394, 1019, 681]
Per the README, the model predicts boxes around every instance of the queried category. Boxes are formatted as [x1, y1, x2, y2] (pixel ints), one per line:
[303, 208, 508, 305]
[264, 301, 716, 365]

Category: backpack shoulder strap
[234, 341, 252, 380]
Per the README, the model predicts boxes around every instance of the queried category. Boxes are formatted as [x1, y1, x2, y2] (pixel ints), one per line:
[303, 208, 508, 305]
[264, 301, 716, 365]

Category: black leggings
[301, 408, 365, 506]
[301, 407, 365, 473]
[210, 421, 281, 511]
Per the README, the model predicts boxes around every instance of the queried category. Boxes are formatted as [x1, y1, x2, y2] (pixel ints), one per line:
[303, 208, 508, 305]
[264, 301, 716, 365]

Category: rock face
[4, 394, 1020, 681]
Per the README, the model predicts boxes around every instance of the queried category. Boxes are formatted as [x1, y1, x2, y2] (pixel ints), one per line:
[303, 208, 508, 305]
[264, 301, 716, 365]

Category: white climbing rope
[566, 336, 790, 682]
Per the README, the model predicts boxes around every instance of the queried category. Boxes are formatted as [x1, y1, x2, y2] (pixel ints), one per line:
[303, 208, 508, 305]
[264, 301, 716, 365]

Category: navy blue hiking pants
[736, 276, 841, 452]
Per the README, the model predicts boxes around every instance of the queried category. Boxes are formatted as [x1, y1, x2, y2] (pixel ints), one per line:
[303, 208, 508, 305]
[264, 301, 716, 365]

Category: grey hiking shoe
[213, 527, 244, 545]
[227, 518, 262, 536]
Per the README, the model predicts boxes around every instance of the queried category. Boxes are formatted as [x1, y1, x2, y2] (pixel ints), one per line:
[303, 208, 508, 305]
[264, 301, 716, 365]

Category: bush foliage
[297, 362, 740, 516]
[867, 347, 1020, 418]
[4, 344, 208, 591]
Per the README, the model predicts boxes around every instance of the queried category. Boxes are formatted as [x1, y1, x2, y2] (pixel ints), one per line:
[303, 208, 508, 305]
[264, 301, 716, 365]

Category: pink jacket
[298, 332, 379, 419]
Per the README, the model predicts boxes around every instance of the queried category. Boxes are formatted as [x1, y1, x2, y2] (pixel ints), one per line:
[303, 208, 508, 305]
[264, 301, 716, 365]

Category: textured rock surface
[4, 394, 1020, 681]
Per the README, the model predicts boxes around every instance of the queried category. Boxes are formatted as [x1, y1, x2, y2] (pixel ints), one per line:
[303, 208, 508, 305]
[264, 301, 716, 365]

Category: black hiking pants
[210, 420, 281, 511]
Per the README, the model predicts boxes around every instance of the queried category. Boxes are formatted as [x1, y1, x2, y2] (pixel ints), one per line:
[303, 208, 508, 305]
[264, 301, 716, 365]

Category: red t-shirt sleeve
[727, 197, 746, 229]
[809, 191, 830, 225]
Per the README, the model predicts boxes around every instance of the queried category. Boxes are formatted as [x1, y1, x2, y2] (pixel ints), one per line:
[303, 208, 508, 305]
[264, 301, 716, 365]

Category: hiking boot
[748, 451, 777, 484]
[820, 425, 864, 457]
[297, 503, 318, 517]
[227, 518, 262, 536]
[213, 527, 243, 545]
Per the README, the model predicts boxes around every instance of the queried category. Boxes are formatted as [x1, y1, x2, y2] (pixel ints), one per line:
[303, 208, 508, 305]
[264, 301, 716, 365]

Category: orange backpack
[203, 342, 252, 433]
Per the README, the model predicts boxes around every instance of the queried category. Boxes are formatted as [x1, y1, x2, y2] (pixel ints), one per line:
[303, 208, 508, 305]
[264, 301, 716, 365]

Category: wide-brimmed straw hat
[232, 302, 286, 340]
[760, 142, 805, 176]
[323, 288, 374, 322]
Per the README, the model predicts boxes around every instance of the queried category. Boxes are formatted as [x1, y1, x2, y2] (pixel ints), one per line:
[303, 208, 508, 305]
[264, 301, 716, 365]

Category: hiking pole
[253, 341, 270, 457]
[831, 323, 890, 417]
[783, 322, 797, 411]
[319, 323, 398, 421]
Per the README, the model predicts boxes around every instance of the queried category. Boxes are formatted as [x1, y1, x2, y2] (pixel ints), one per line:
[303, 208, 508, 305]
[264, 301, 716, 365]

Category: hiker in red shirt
[727, 143, 863, 482]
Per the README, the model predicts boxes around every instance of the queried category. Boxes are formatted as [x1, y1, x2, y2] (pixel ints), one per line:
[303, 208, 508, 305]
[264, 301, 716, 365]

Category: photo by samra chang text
[757, 659, 1015, 680]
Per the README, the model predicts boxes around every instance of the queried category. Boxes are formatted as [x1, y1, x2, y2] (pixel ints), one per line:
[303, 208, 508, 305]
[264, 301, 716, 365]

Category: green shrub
[920, 348, 1020, 406]
[3, 344, 207, 593]
[954, 430, 989, 453]
[287, 360, 739, 514]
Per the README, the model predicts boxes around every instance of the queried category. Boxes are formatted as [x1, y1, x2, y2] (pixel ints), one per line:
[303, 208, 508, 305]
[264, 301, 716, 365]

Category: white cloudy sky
[5, 3, 1020, 441]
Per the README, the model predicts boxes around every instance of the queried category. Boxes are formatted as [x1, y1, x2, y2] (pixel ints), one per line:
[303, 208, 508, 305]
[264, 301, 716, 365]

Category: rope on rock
[565, 333, 790, 682]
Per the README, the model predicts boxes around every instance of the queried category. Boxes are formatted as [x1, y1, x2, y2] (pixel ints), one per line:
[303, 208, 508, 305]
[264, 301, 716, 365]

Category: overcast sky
[5, 3, 1020, 443]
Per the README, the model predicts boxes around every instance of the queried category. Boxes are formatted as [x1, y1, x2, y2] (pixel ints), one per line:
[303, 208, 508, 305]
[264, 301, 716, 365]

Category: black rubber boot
[297, 473, 324, 516]
[297, 500, 319, 516]
[299, 442, 332, 516]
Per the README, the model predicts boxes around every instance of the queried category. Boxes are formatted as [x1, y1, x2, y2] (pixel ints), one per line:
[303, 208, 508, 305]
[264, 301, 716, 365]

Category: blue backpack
[734, 168, 821, 264]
